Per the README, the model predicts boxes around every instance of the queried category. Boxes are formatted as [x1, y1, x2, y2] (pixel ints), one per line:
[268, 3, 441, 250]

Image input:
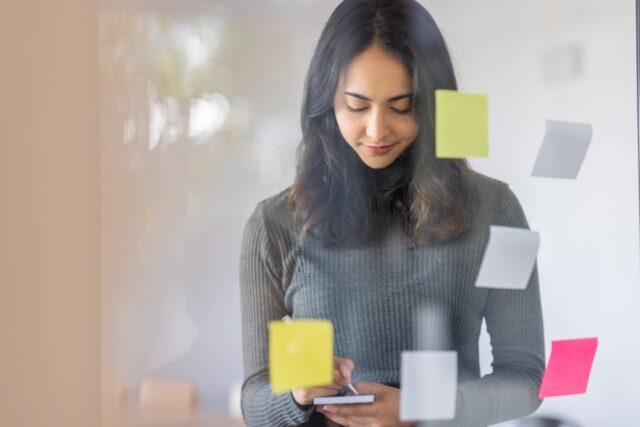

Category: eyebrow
[344, 91, 413, 103]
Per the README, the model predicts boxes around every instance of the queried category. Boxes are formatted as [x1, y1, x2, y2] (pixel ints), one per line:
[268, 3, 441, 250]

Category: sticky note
[435, 89, 489, 158]
[400, 351, 457, 421]
[475, 225, 540, 290]
[532, 120, 592, 179]
[269, 320, 333, 393]
[539, 337, 598, 398]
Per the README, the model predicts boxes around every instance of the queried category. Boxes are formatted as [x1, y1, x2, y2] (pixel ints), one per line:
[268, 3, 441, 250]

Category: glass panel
[99, 1, 640, 426]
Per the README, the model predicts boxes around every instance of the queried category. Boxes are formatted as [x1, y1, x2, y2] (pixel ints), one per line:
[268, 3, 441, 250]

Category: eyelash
[346, 105, 412, 115]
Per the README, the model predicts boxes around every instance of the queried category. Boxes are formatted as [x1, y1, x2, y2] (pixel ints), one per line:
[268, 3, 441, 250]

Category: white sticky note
[532, 120, 592, 179]
[400, 351, 457, 421]
[475, 226, 540, 290]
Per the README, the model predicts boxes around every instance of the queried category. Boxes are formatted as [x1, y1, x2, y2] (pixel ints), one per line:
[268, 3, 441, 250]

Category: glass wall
[99, 1, 640, 426]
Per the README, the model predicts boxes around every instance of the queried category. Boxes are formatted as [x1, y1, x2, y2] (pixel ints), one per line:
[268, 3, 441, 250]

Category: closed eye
[346, 105, 412, 115]
[346, 105, 368, 113]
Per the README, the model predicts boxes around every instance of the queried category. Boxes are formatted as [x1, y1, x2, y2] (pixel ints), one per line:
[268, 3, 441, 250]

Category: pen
[281, 315, 359, 396]
[345, 383, 360, 396]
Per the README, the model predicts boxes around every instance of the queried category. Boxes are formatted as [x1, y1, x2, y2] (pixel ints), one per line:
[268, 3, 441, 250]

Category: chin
[359, 156, 398, 169]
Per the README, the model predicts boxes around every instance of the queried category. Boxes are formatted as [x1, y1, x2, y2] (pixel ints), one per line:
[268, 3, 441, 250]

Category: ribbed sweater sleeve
[452, 186, 546, 426]
[239, 201, 315, 426]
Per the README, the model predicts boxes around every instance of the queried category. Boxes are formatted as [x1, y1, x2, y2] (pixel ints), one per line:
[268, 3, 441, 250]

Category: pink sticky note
[539, 337, 598, 398]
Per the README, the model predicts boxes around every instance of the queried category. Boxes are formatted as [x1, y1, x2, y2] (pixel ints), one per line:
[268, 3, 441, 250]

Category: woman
[239, 1, 545, 426]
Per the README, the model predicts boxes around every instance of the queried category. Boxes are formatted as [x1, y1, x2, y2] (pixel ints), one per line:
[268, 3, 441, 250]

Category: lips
[363, 143, 397, 155]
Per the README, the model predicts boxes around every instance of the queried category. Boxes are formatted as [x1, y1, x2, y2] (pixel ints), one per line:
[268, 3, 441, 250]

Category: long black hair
[288, 0, 476, 248]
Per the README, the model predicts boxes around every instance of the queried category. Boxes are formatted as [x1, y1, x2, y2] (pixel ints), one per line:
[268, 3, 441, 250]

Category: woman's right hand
[291, 357, 355, 406]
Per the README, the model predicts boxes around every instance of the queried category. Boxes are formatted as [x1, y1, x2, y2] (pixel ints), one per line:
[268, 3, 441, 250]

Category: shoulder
[471, 172, 528, 228]
[252, 187, 295, 228]
[473, 172, 510, 200]
[245, 187, 298, 244]
[256, 187, 292, 214]
[241, 188, 299, 278]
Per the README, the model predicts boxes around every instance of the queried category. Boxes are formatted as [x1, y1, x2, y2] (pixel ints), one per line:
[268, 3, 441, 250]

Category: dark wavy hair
[288, 0, 477, 248]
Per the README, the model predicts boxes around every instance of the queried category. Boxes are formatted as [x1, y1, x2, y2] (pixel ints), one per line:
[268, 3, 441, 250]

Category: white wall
[0, 1, 101, 427]
[425, 0, 640, 425]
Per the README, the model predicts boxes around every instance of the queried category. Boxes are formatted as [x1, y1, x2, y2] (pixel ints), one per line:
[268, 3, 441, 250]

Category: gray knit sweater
[239, 173, 545, 427]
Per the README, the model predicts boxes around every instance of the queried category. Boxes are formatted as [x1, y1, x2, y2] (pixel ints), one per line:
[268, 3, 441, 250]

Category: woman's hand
[291, 357, 355, 406]
[318, 382, 416, 427]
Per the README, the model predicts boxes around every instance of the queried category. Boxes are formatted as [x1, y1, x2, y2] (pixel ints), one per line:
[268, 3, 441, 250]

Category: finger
[321, 411, 370, 427]
[333, 357, 355, 376]
[346, 416, 371, 427]
[321, 412, 348, 426]
[352, 381, 384, 396]
[310, 387, 343, 396]
[334, 356, 353, 367]
[295, 370, 354, 405]
[322, 402, 378, 417]
[332, 367, 349, 386]
[292, 386, 344, 404]
[334, 357, 355, 381]
[307, 369, 349, 392]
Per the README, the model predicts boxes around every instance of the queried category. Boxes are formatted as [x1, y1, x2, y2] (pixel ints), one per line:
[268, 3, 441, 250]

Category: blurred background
[2, 1, 639, 427]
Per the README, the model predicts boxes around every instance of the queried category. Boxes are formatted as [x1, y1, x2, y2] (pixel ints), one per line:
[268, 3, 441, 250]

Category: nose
[366, 109, 391, 143]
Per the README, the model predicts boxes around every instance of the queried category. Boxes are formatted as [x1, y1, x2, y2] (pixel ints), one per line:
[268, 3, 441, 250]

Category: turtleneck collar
[370, 144, 414, 204]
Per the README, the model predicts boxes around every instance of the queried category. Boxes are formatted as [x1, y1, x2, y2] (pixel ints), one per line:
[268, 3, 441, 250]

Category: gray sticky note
[532, 120, 592, 179]
[475, 226, 540, 290]
[400, 351, 457, 421]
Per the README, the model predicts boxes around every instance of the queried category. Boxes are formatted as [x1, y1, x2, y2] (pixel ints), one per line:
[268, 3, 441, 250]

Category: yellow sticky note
[435, 89, 489, 158]
[269, 320, 333, 393]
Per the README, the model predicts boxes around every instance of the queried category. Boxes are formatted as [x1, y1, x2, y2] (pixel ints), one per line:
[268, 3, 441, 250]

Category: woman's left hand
[318, 382, 416, 427]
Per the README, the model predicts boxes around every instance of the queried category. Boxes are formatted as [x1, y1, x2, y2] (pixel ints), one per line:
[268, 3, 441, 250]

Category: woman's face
[333, 44, 419, 169]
